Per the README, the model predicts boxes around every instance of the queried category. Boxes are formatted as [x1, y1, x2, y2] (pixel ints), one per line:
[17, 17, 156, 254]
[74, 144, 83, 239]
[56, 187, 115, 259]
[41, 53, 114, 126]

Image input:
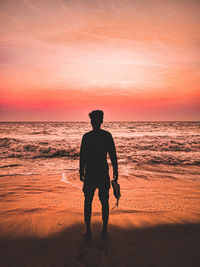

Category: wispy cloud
[0, 0, 200, 120]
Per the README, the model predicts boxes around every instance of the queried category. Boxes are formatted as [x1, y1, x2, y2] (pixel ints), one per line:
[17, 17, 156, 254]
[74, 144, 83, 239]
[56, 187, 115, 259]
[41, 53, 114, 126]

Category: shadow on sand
[0, 222, 200, 267]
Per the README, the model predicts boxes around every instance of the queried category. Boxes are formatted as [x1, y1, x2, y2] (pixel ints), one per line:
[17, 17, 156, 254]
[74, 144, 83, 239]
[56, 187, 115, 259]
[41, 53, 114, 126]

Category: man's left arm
[108, 133, 118, 180]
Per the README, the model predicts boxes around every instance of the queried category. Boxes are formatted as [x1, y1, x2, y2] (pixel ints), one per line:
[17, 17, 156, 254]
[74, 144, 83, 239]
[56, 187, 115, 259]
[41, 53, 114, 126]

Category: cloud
[0, 0, 200, 120]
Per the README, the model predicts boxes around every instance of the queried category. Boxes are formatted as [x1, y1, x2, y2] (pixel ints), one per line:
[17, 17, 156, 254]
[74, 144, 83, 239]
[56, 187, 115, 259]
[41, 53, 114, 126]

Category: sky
[0, 0, 200, 121]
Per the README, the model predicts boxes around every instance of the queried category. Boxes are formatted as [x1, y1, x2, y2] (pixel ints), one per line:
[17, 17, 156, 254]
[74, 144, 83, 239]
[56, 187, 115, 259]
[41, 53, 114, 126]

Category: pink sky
[0, 0, 200, 121]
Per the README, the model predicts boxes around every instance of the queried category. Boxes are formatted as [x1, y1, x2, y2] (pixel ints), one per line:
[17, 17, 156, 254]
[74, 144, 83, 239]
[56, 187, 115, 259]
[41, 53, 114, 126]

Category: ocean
[0, 121, 200, 180]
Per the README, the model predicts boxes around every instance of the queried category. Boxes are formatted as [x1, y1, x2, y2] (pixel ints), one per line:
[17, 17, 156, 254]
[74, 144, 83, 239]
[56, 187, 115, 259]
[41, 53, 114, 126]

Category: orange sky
[0, 0, 200, 121]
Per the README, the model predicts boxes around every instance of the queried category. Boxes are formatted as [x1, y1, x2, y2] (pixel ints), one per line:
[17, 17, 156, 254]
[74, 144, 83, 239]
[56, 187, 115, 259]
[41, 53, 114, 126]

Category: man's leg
[84, 196, 93, 234]
[83, 183, 95, 237]
[98, 184, 110, 235]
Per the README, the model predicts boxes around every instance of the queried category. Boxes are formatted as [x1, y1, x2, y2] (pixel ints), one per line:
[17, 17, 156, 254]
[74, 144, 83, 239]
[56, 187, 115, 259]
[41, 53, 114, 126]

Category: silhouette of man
[79, 110, 118, 239]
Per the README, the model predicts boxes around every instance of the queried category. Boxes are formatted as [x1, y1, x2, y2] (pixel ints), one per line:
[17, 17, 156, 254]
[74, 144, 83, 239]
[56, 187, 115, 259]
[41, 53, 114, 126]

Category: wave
[30, 131, 50, 135]
[117, 136, 200, 152]
[0, 138, 20, 147]
[123, 154, 200, 166]
[0, 173, 39, 177]
[0, 135, 199, 166]
[0, 164, 21, 168]
[146, 158, 200, 166]
[0, 138, 79, 159]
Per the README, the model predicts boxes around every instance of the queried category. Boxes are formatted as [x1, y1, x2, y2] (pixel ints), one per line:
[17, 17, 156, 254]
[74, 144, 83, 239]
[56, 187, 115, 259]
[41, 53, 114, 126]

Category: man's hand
[113, 170, 118, 181]
[79, 170, 84, 182]
[80, 175, 84, 182]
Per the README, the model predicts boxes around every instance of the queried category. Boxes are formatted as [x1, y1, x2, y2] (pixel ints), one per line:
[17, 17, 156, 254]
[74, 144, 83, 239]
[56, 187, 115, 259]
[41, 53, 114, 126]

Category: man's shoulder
[82, 129, 112, 138]
[82, 130, 94, 139]
[100, 129, 112, 137]
[82, 131, 91, 139]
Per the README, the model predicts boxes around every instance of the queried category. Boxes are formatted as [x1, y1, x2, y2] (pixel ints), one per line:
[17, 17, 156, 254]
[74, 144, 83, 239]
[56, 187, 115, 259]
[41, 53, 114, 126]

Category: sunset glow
[0, 0, 200, 120]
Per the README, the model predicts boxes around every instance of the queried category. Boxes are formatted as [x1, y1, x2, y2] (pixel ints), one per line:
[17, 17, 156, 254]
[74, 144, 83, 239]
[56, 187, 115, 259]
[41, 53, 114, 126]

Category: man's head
[89, 110, 104, 129]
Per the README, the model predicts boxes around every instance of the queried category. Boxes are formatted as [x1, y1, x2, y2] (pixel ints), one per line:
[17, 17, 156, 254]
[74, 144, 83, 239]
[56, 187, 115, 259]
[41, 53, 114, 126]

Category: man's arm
[108, 133, 118, 180]
[79, 134, 87, 182]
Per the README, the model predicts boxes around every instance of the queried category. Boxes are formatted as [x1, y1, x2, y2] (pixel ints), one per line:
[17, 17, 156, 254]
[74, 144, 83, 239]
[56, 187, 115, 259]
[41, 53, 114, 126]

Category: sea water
[0, 121, 200, 180]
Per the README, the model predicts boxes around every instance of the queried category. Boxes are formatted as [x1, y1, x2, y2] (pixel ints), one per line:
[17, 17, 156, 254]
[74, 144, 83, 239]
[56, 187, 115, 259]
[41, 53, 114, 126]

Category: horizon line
[0, 120, 199, 123]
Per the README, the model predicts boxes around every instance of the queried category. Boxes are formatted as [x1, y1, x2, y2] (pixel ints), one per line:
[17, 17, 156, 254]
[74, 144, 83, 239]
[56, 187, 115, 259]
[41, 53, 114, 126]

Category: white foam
[61, 172, 81, 189]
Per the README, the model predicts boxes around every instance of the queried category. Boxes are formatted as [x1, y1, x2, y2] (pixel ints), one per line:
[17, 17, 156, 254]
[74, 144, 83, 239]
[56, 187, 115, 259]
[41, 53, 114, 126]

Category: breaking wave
[0, 121, 199, 167]
[0, 136, 200, 166]
[0, 138, 79, 159]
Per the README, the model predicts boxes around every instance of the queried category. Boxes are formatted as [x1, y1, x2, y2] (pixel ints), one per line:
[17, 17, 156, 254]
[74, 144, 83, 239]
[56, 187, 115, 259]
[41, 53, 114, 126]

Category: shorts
[83, 181, 110, 202]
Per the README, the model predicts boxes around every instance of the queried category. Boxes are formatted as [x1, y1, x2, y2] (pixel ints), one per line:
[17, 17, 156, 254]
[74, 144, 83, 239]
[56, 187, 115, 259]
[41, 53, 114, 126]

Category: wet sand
[0, 164, 200, 266]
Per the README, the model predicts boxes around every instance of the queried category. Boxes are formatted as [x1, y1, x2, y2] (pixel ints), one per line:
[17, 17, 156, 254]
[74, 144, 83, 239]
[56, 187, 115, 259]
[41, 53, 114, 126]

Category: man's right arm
[79, 134, 87, 181]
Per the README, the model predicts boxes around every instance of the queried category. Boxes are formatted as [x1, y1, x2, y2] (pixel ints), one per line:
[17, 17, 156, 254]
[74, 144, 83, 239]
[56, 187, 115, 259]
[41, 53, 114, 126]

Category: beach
[0, 122, 200, 266]
[0, 164, 200, 266]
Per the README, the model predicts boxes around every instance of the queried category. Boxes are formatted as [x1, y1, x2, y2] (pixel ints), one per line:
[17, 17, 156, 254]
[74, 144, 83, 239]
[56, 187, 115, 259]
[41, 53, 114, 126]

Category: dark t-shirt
[80, 129, 118, 184]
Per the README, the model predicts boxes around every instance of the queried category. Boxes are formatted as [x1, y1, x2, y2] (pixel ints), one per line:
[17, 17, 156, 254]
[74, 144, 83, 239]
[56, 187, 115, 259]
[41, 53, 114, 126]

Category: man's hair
[89, 110, 104, 122]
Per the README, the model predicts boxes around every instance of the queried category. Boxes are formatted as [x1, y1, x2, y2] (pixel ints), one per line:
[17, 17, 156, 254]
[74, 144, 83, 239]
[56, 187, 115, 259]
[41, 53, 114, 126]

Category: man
[79, 110, 118, 239]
